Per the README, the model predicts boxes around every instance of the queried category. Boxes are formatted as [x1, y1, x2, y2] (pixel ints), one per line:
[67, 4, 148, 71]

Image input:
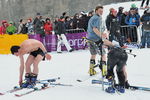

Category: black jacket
[141, 13, 150, 31]
[106, 14, 121, 35]
[34, 19, 45, 35]
[56, 21, 66, 36]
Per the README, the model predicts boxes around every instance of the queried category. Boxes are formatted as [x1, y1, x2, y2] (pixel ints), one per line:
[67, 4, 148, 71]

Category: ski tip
[15, 94, 21, 97]
[14, 86, 19, 89]
[76, 79, 82, 82]
[0, 93, 4, 95]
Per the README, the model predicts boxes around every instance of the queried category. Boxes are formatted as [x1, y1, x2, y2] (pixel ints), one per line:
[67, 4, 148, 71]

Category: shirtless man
[10, 39, 51, 88]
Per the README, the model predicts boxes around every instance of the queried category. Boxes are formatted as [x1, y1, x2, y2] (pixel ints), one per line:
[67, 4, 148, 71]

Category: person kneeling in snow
[105, 47, 130, 93]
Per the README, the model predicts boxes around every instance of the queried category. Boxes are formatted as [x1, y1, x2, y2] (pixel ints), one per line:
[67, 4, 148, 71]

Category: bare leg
[102, 54, 107, 61]
[91, 55, 96, 60]
[25, 55, 34, 74]
[122, 66, 127, 81]
[33, 55, 43, 74]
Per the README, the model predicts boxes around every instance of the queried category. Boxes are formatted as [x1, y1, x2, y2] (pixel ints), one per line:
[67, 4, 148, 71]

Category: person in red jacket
[44, 18, 53, 34]
[0, 20, 8, 35]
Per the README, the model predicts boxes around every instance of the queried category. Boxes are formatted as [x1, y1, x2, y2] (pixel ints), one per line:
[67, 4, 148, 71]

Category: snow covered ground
[0, 1, 150, 100]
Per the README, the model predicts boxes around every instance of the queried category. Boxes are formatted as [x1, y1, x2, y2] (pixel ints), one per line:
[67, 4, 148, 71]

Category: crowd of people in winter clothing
[0, 10, 94, 36]
[105, 4, 150, 48]
[0, 3, 150, 48]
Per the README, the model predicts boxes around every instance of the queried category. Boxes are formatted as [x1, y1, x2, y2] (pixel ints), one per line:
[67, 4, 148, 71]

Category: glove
[106, 75, 113, 81]
[95, 39, 103, 47]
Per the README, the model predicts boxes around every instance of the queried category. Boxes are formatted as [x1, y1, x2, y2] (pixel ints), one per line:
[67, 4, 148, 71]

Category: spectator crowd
[0, 3, 150, 48]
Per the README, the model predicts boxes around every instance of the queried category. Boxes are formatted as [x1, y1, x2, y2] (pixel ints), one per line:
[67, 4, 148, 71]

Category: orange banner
[0, 34, 28, 54]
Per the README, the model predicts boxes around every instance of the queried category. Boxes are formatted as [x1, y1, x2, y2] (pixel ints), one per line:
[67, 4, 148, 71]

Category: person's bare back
[19, 39, 46, 55]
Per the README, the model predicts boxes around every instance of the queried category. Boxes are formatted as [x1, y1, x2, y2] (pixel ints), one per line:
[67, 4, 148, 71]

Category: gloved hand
[95, 39, 103, 47]
[106, 75, 113, 81]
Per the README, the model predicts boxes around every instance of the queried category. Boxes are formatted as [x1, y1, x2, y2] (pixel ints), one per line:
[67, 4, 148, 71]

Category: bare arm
[19, 55, 25, 85]
[38, 42, 47, 53]
[93, 27, 102, 37]
[38, 42, 51, 60]
[103, 39, 114, 46]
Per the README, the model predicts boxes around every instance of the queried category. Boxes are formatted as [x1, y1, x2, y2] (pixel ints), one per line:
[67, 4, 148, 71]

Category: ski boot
[105, 74, 115, 93]
[116, 85, 125, 93]
[105, 86, 115, 93]
[88, 59, 97, 76]
[21, 73, 31, 88]
[27, 73, 37, 88]
[116, 71, 126, 93]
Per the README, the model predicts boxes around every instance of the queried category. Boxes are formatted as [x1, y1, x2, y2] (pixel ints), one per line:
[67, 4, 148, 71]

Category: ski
[128, 85, 150, 91]
[92, 80, 111, 85]
[36, 77, 60, 83]
[14, 82, 72, 97]
[76, 72, 100, 82]
[15, 86, 50, 97]
[0, 77, 60, 96]
[92, 80, 150, 91]
[0, 86, 22, 95]
[50, 83, 73, 87]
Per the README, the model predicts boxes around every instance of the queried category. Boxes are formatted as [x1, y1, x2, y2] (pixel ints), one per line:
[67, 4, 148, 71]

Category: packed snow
[0, 1, 150, 100]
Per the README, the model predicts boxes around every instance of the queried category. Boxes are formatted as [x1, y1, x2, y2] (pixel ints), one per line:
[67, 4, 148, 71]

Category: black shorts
[107, 47, 128, 72]
[30, 48, 45, 60]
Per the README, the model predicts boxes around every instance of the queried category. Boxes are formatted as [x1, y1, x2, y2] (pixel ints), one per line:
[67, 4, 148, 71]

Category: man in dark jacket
[140, 9, 150, 48]
[34, 19, 45, 37]
[34, 13, 45, 37]
[117, 7, 124, 25]
[106, 9, 125, 47]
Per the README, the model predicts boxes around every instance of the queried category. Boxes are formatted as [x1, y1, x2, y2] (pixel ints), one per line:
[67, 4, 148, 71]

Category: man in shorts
[87, 5, 113, 76]
[10, 39, 51, 88]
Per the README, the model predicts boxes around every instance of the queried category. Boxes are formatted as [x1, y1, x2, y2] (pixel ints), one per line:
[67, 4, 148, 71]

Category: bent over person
[105, 47, 130, 93]
[10, 39, 51, 88]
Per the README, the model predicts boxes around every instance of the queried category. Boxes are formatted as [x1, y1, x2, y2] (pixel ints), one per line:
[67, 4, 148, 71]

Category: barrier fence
[66, 28, 85, 34]
[29, 29, 87, 52]
[120, 25, 141, 48]
[0, 26, 142, 54]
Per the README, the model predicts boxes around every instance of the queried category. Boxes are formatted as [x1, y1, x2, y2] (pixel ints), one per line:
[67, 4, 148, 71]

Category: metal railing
[120, 25, 141, 48]
[65, 28, 85, 34]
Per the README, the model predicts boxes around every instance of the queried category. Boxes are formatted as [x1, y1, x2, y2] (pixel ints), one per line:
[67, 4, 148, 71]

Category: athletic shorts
[88, 42, 106, 55]
[107, 47, 128, 72]
[30, 48, 45, 60]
